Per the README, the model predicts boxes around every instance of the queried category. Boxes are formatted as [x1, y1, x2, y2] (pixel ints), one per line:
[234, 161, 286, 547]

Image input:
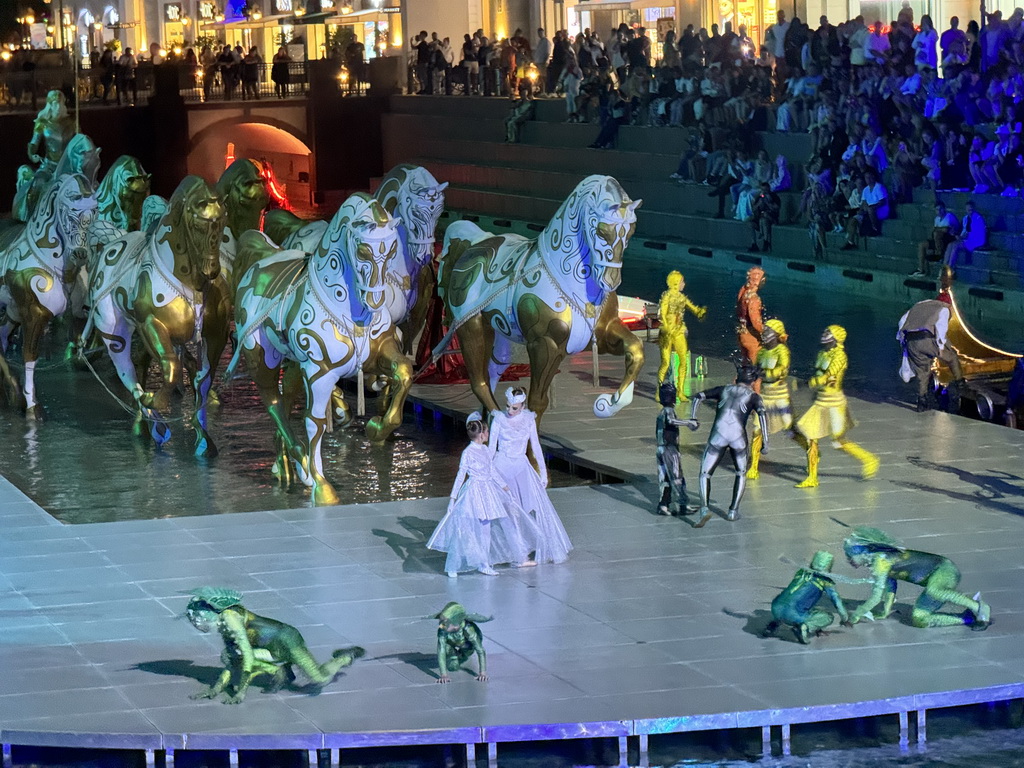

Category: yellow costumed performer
[747, 318, 791, 479]
[657, 271, 707, 400]
[793, 325, 879, 488]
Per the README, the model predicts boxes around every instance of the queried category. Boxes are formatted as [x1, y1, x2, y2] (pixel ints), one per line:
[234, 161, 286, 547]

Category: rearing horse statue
[0, 174, 96, 417]
[84, 175, 226, 454]
[226, 192, 410, 505]
[437, 174, 643, 420]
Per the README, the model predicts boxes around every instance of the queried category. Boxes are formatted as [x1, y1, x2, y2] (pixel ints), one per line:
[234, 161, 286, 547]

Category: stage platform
[2, 348, 1024, 766]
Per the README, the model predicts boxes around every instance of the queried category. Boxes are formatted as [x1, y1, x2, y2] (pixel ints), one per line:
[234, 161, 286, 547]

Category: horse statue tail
[263, 209, 309, 247]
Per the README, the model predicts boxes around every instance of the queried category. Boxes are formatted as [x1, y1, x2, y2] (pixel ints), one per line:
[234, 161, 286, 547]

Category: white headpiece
[505, 388, 527, 406]
[467, 411, 484, 424]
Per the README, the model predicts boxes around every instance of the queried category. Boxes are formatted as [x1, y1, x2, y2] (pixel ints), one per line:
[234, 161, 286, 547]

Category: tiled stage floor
[1, 349, 1023, 752]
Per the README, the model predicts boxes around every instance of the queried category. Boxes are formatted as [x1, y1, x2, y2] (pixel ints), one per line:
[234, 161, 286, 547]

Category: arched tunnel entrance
[187, 121, 313, 213]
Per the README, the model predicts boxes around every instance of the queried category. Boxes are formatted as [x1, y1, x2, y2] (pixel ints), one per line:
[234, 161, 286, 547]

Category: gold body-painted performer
[656, 271, 706, 401]
[747, 318, 791, 479]
[793, 325, 879, 488]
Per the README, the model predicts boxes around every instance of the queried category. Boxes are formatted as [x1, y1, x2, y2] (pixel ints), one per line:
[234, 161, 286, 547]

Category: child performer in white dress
[489, 387, 573, 564]
[428, 412, 540, 578]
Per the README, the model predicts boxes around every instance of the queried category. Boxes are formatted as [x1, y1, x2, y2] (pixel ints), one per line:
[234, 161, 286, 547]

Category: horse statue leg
[302, 364, 344, 505]
[520, 302, 572, 422]
[191, 338, 218, 457]
[455, 314, 501, 415]
[137, 320, 182, 445]
[487, 334, 513, 395]
[398, 264, 436, 357]
[592, 295, 644, 418]
[11, 292, 53, 420]
[364, 329, 414, 442]
[249, 350, 310, 488]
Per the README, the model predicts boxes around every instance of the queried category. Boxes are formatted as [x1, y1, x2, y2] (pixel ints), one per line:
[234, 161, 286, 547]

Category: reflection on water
[0, 348, 586, 524]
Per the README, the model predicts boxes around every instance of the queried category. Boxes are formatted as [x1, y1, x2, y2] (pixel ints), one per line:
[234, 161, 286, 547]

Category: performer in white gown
[428, 412, 540, 577]
[489, 387, 573, 564]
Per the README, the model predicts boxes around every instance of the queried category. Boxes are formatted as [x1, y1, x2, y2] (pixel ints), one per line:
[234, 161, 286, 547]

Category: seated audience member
[842, 168, 888, 249]
[913, 201, 959, 276]
[943, 200, 986, 269]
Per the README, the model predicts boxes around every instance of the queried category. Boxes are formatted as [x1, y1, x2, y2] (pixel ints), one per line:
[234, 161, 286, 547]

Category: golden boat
[936, 278, 1021, 385]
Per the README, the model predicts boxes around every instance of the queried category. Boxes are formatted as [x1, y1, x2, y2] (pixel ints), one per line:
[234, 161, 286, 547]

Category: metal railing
[178, 60, 311, 102]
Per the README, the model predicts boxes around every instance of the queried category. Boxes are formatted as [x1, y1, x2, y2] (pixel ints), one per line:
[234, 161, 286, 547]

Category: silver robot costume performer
[689, 366, 768, 526]
[656, 379, 699, 515]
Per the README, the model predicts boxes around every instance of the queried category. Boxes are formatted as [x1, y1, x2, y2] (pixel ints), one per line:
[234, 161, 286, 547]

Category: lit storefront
[325, 5, 403, 59]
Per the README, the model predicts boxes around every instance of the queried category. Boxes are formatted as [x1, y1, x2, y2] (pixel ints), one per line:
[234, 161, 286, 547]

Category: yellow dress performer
[657, 271, 707, 400]
[794, 325, 879, 488]
[747, 318, 791, 479]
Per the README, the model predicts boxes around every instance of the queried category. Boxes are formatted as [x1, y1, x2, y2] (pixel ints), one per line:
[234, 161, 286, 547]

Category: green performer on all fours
[657, 270, 707, 401]
[843, 527, 992, 630]
[762, 551, 870, 644]
[434, 602, 492, 683]
[185, 588, 365, 704]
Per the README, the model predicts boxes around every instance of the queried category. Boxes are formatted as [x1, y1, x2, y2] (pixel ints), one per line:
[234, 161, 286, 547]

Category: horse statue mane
[141, 195, 169, 234]
[375, 164, 447, 266]
[53, 134, 101, 188]
[96, 155, 151, 232]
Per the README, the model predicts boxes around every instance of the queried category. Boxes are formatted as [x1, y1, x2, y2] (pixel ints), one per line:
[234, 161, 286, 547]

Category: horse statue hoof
[593, 382, 634, 418]
[195, 436, 219, 458]
[25, 404, 44, 422]
[149, 420, 172, 446]
[313, 483, 340, 506]
[364, 416, 395, 442]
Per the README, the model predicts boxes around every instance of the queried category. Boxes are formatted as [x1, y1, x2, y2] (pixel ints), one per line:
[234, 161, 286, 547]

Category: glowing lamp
[0, 51, 10, 61]
[252, 9, 262, 19]
[26, 14, 35, 24]
[159, 48, 167, 57]
[173, 46, 182, 54]
[526, 62, 538, 82]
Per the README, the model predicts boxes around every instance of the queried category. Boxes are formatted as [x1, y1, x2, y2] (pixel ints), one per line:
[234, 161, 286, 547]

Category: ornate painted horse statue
[216, 158, 272, 280]
[264, 164, 447, 353]
[437, 174, 643, 420]
[225, 192, 411, 505]
[0, 174, 96, 417]
[83, 176, 226, 454]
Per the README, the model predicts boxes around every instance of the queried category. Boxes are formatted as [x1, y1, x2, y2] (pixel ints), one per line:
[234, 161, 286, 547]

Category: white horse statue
[225, 192, 412, 505]
[437, 174, 643, 420]
[0, 174, 96, 417]
[264, 164, 447, 353]
[83, 175, 226, 454]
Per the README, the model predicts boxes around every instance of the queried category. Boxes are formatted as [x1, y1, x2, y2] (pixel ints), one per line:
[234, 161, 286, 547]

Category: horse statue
[225, 192, 410, 505]
[83, 176, 226, 454]
[265, 164, 447, 353]
[92, 155, 152, 236]
[215, 158, 272, 280]
[0, 174, 97, 417]
[437, 174, 643, 420]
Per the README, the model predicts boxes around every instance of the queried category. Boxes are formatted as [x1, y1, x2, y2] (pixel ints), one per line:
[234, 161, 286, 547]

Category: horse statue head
[31, 173, 98, 271]
[543, 174, 641, 295]
[216, 158, 271, 240]
[320, 192, 401, 312]
[156, 176, 226, 289]
[53, 134, 101, 188]
[96, 155, 151, 231]
[376, 164, 448, 266]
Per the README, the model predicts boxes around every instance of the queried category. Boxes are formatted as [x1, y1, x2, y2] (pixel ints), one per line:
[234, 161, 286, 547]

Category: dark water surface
[0, 254, 1018, 524]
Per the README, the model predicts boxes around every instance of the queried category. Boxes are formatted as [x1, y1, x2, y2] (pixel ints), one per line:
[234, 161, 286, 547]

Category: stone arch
[186, 117, 313, 209]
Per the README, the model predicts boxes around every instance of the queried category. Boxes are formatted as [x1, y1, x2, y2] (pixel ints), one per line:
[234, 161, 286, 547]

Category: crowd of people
[422, 6, 1018, 261]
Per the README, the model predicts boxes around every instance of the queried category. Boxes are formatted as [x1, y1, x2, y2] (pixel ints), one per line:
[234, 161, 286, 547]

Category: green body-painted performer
[185, 588, 365, 704]
[434, 602, 491, 683]
[843, 527, 992, 630]
[762, 551, 865, 644]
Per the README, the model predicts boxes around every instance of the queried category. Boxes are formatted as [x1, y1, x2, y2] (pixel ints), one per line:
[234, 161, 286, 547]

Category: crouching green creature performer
[435, 602, 491, 683]
[843, 527, 992, 630]
[762, 551, 868, 644]
[185, 587, 365, 704]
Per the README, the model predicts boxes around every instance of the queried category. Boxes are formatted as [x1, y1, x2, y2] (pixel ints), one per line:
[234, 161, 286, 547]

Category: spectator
[944, 200, 986, 268]
[912, 15, 938, 70]
[218, 45, 237, 100]
[99, 47, 115, 104]
[913, 201, 959, 276]
[271, 46, 291, 99]
[842, 167, 888, 249]
[559, 57, 582, 121]
[242, 46, 261, 100]
[865, 21, 891, 65]
[461, 34, 480, 95]
[116, 47, 138, 105]
[940, 16, 968, 77]
[734, 149, 773, 221]
[750, 182, 782, 251]
[764, 10, 791, 76]
[533, 28, 550, 95]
